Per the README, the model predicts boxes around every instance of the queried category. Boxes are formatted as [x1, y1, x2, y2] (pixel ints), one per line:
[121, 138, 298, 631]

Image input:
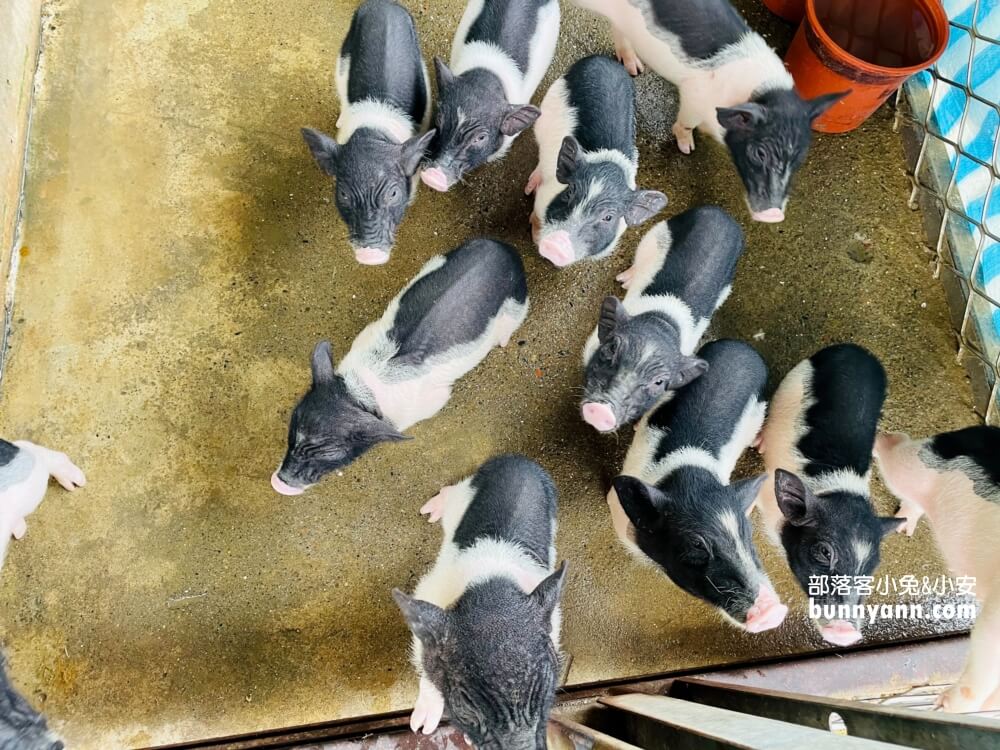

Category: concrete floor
[0, 0, 980, 747]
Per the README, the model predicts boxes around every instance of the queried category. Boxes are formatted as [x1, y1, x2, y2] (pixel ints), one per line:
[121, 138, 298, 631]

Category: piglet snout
[271, 471, 305, 496]
[538, 231, 574, 267]
[354, 247, 390, 265]
[582, 402, 617, 432]
[751, 207, 785, 223]
[820, 619, 863, 646]
[744, 587, 788, 633]
[420, 167, 450, 192]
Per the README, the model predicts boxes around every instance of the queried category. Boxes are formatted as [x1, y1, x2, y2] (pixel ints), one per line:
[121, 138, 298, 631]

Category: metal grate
[896, 0, 1000, 425]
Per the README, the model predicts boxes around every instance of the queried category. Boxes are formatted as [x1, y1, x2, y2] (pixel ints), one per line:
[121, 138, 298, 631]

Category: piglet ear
[556, 136, 580, 184]
[716, 103, 766, 131]
[807, 90, 849, 122]
[774, 469, 814, 526]
[732, 473, 768, 514]
[301, 127, 340, 176]
[392, 589, 448, 645]
[625, 190, 668, 226]
[879, 516, 907, 538]
[613, 475, 664, 533]
[433, 56, 455, 90]
[501, 104, 541, 136]
[310, 340, 336, 386]
[598, 295, 629, 343]
[358, 413, 411, 445]
[401, 129, 436, 176]
[530, 561, 567, 621]
[668, 355, 708, 389]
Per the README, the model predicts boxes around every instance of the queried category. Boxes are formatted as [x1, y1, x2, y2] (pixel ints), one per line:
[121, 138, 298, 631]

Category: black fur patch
[645, 205, 744, 320]
[798, 344, 886, 479]
[388, 239, 527, 365]
[640, 0, 748, 60]
[649, 339, 767, 461]
[341, 0, 428, 124]
[0, 441, 18, 469]
[563, 55, 636, 156]
[453, 454, 557, 566]
[465, 0, 553, 73]
[929, 425, 1000, 487]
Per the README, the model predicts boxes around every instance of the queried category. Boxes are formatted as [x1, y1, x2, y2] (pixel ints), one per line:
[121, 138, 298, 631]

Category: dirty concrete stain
[0, 0, 975, 747]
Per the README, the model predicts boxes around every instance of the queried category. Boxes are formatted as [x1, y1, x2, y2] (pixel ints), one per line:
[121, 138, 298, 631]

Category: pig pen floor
[0, 1, 980, 748]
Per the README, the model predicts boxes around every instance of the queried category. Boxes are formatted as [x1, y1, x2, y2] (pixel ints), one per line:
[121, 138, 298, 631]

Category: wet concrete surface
[0, 0, 979, 747]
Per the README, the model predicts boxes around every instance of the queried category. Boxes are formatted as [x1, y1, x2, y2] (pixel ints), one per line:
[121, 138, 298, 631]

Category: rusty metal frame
[144, 634, 973, 750]
[666, 678, 999, 750]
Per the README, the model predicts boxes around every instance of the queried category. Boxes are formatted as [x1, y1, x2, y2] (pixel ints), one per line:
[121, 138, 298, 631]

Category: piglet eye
[387, 187, 400, 202]
[473, 131, 488, 144]
[813, 541, 835, 567]
[602, 212, 615, 223]
[751, 143, 768, 164]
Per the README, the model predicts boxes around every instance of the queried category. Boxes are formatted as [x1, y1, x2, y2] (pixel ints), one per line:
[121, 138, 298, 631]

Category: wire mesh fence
[896, 0, 1000, 425]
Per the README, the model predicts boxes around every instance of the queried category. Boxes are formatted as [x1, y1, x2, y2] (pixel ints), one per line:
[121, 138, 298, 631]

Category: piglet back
[342, 0, 428, 124]
[927, 425, 1000, 493]
[388, 239, 527, 364]
[563, 55, 636, 156]
[799, 344, 886, 478]
[649, 339, 766, 458]
[645, 206, 744, 319]
[452, 454, 557, 567]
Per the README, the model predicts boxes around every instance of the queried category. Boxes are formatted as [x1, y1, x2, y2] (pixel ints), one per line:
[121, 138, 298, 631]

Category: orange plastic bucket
[785, 0, 950, 133]
[763, 0, 806, 24]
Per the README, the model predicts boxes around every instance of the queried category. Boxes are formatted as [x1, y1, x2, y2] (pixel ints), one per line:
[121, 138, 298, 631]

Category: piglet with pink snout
[528, 55, 667, 268]
[0, 439, 85, 568]
[754, 344, 904, 647]
[875, 426, 1000, 713]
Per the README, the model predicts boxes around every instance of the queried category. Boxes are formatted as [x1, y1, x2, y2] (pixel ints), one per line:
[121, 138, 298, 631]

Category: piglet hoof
[410, 679, 445, 734]
[672, 123, 695, 154]
[936, 684, 981, 713]
[617, 50, 644, 76]
[615, 266, 636, 290]
[525, 167, 541, 196]
[752, 433, 765, 454]
[895, 510, 917, 537]
[53, 455, 86, 492]
[12, 519, 26, 540]
[419, 487, 450, 524]
[530, 212, 541, 244]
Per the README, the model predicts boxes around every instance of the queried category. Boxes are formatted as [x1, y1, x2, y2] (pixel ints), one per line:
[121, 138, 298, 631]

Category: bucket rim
[804, 0, 950, 77]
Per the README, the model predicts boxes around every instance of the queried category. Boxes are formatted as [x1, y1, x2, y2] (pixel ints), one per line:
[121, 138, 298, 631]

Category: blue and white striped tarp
[906, 0, 1000, 349]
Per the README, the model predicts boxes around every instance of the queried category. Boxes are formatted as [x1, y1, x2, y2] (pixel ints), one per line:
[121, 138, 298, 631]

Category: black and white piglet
[0, 659, 63, 750]
[272, 239, 528, 494]
[581, 205, 743, 432]
[393, 455, 566, 749]
[571, 0, 844, 222]
[421, 0, 560, 192]
[302, 0, 435, 265]
[527, 55, 667, 267]
[756, 344, 902, 646]
[610, 340, 787, 632]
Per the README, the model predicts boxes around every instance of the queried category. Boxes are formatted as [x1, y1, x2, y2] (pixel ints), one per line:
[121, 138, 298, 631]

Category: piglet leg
[43, 448, 86, 491]
[615, 265, 636, 289]
[530, 212, 541, 244]
[611, 25, 643, 76]
[937, 594, 1000, 713]
[11, 519, 26, 540]
[420, 486, 452, 524]
[895, 497, 923, 536]
[410, 676, 445, 735]
[525, 166, 542, 196]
